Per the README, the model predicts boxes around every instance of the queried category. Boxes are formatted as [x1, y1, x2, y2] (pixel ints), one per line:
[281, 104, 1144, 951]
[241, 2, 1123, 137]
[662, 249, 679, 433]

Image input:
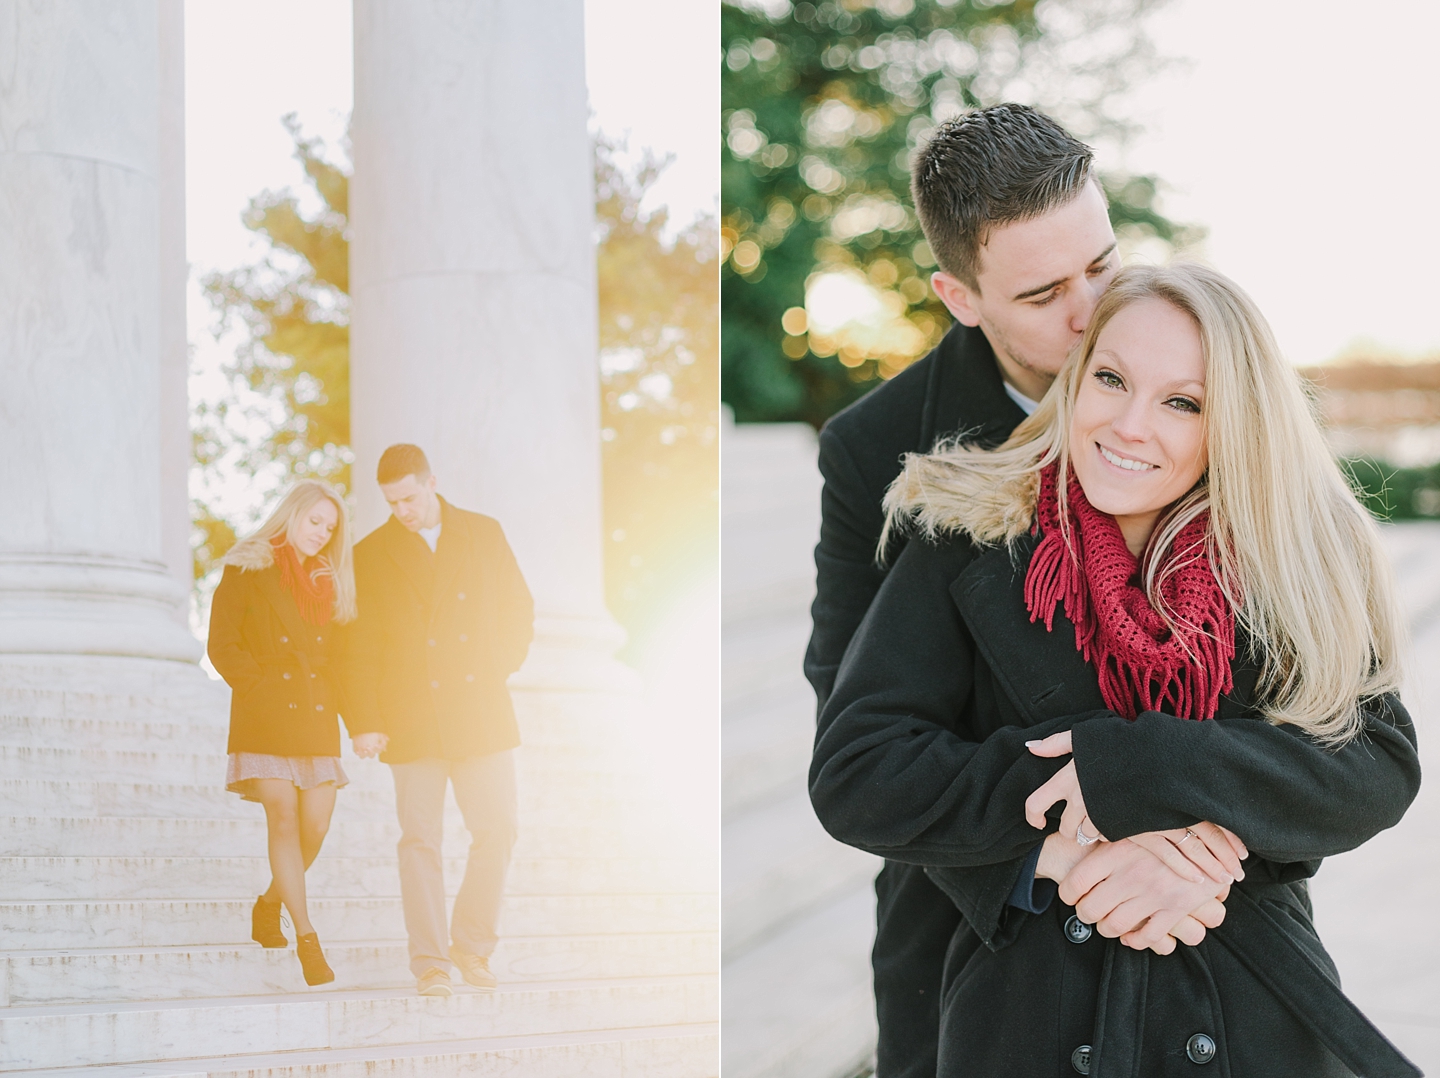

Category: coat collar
[380, 496, 461, 604]
[431, 497, 464, 601]
[253, 564, 318, 646]
[923, 322, 1028, 452]
[950, 535, 1262, 723]
[950, 535, 1107, 725]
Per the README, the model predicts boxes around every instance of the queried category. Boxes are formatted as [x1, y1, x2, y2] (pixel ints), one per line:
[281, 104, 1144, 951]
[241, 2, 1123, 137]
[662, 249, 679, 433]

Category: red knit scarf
[271, 538, 334, 627]
[1023, 464, 1234, 721]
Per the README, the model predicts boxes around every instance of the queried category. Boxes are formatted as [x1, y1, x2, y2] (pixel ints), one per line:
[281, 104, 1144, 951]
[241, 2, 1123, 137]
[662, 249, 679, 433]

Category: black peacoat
[810, 530, 1423, 1078]
[806, 319, 1026, 1077]
[208, 561, 348, 758]
[345, 498, 534, 764]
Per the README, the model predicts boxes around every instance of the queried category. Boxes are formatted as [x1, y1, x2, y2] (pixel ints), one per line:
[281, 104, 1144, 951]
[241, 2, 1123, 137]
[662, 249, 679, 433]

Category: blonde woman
[810, 264, 1422, 1076]
[208, 480, 359, 987]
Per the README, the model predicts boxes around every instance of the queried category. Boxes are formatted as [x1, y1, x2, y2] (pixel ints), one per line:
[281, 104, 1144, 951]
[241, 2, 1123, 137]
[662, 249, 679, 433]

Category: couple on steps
[207, 443, 534, 994]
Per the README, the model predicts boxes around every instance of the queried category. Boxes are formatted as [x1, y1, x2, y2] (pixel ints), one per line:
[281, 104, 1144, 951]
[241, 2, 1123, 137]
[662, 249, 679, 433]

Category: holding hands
[352, 732, 390, 759]
[1023, 730, 1248, 955]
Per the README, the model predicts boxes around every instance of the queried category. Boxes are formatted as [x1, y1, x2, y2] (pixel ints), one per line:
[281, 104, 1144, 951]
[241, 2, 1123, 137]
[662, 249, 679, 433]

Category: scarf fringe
[1025, 466, 1234, 721]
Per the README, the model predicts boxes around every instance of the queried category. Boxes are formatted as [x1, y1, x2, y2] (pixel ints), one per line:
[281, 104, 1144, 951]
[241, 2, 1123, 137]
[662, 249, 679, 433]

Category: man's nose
[1070, 280, 1104, 335]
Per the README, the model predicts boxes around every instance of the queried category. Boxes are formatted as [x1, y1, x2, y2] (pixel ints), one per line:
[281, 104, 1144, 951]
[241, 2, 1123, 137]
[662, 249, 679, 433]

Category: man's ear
[931, 271, 982, 328]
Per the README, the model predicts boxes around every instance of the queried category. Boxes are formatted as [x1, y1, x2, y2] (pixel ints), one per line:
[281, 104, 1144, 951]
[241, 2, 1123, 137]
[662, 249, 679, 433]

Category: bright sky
[1123, 0, 1440, 367]
[183, 0, 716, 520]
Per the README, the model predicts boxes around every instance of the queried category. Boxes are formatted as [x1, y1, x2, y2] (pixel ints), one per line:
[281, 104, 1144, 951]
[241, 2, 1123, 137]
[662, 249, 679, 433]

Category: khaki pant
[389, 750, 516, 977]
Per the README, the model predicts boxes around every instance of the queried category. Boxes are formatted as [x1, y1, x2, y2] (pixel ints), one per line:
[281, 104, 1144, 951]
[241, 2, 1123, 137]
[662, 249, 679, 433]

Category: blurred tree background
[194, 118, 718, 652]
[721, 0, 1199, 427]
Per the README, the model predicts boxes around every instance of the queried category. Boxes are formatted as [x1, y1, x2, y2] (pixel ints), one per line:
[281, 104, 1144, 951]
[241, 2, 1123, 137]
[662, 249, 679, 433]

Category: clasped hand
[1023, 730, 1248, 955]
[352, 732, 389, 759]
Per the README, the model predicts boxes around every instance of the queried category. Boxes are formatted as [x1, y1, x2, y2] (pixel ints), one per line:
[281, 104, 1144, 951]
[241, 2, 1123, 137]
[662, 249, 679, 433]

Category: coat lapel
[431, 498, 464, 605]
[382, 516, 436, 606]
[254, 565, 316, 645]
[949, 535, 1107, 724]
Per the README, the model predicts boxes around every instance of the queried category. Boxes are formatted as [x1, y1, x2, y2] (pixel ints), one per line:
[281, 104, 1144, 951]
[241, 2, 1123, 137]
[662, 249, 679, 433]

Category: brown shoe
[449, 945, 497, 990]
[251, 895, 287, 949]
[417, 966, 453, 997]
[295, 932, 335, 986]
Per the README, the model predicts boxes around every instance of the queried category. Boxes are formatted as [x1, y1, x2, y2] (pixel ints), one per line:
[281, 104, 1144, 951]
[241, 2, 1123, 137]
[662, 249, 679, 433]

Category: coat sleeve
[207, 566, 263, 693]
[810, 535, 1089, 943]
[342, 546, 387, 737]
[486, 520, 534, 676]
[1071, 695, 1421, 862]
[804, 424, 891, 715]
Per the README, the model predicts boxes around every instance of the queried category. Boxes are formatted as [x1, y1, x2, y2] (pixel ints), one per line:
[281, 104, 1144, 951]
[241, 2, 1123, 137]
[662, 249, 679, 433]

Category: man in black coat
[805, 105, 1223, 1076]
[347, 444, 534, 997]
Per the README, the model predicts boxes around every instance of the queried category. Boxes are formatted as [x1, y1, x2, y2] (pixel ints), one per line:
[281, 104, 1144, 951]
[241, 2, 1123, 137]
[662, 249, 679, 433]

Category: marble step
[0, 744, 636, 788]
[0, 893, 718, 950]
[5, 1023, 718, 1078]
[0, 977, 717, 1072]
[0, 713, 227, 754]
[1, 932, 719, 1006]
[0, 854, 715, 901]
[722, 789, 879, 961]
[0, 710, 608, 754]
[722, 886, 875, 1078]
[0, 816, 675, 860]
[0, 778, 655, 823]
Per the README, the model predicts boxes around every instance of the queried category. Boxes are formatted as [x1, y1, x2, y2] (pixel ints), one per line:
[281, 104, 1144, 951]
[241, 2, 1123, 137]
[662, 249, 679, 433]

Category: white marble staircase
[0, 656, 717, 1076]
[721, 421, 880, 1078]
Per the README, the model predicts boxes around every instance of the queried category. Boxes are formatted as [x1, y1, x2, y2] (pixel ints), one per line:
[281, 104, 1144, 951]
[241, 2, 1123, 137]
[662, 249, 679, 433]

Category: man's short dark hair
[911, 103, 1095, 290]
[377, 444, 432, 485]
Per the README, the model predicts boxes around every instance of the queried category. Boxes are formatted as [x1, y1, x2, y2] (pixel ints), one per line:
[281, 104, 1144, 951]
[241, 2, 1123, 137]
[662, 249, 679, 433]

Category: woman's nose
[1111, 400, 1151, 443]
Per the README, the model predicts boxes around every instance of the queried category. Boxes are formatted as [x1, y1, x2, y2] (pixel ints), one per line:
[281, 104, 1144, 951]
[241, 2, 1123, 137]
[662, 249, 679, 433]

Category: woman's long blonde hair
[884, 262, 1404, 744]
[222, 480, 358, 623]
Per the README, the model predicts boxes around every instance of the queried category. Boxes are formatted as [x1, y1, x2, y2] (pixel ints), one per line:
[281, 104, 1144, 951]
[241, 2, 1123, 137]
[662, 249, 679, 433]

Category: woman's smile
[1095, 443, 1158, 472]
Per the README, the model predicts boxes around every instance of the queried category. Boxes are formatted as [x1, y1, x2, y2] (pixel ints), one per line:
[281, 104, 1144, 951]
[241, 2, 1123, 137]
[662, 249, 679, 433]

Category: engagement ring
[1075, 819, 1099, 846]
[1179, 828, 1199, 845]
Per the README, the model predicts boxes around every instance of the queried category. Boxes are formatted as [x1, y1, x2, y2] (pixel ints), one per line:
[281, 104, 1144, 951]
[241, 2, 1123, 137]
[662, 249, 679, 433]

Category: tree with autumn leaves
[721, 0, 1198, 427]
[195, 119, 717, 650]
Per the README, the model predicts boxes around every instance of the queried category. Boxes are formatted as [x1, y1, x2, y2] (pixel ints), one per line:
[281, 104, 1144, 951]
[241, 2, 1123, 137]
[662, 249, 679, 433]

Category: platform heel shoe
[296, 932, 335, 986]
[251, 895, 287, 948]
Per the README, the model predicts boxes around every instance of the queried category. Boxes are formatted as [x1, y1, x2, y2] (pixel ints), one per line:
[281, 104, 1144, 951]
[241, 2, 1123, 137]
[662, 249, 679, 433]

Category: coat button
[457, 592, 465, 600]
[310, 673, 316, 678]
[282, 672, 291, 680]
[1071, 1045, 1092, 1074]
[1064, 915, 1092, 944]
[459, 633, 467, 642]
[289, 703, 297, 709]
[1186, 1034, 1216, 1065]
[315, 704, 324, 711]
[280, 636, 288, 643]
[428, 639, 437, 646]
[431, 680, 440, 688]
[316, 636, 322, 643]
[465, 674, 475, 682]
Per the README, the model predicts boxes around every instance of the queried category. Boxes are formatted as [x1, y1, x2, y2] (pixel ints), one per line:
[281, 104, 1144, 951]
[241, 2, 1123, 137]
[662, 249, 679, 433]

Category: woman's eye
[1167, 397, 1202, 415]
[1094, 369, 1124, 389]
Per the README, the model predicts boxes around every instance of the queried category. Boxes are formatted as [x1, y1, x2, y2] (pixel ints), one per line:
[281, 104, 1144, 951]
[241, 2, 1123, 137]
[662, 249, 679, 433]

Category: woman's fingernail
[1024, 740, 1038, 746]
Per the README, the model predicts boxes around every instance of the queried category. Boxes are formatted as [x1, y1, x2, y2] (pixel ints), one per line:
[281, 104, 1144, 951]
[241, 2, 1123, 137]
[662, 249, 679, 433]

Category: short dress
[225, 752, 349, 802]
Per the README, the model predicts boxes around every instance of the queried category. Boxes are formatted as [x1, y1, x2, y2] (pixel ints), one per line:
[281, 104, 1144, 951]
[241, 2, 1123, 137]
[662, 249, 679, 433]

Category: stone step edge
[0, 973, 711, 1017]
[0, 1020, 718, 1076]
[2, 931, 714, 961]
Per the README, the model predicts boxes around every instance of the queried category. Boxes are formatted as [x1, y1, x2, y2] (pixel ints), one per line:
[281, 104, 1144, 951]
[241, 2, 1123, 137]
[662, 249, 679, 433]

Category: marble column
[350, 0, 630, 689]
[0, 1, 199, 661]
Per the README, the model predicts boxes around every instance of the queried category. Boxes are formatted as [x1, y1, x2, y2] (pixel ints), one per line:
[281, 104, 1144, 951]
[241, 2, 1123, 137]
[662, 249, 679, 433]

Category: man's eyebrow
[1011, 242, 1118, 302]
